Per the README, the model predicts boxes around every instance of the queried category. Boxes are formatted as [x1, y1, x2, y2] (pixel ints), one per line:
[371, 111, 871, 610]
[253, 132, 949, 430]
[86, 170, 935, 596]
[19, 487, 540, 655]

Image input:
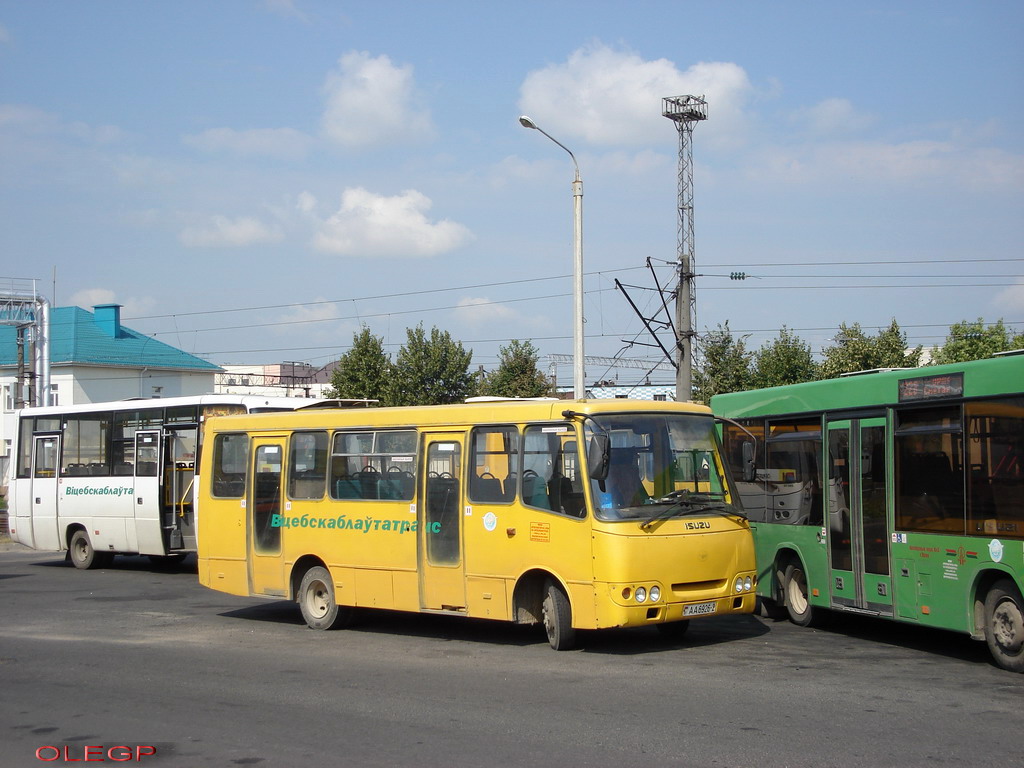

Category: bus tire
[655, 620, 690, 642]
[782, 562, 816, 627]
[758, 596, 789, 621]
[69, 530, 105, 570]
[298, 566, 350, 630]
[984, 579, 1024, 673]
[542, 580, 576, 650]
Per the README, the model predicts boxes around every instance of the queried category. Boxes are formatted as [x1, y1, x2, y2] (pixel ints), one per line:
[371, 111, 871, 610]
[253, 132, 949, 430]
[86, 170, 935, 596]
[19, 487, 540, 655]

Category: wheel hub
[993, 602, 1024, 653]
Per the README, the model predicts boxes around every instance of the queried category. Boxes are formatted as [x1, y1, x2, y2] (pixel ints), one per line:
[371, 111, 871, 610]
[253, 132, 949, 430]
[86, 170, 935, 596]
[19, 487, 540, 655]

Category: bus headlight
[734, 577, 744, 593]
[649, 585, 661, 603]
[744, 576, 753, 592]
[635, 586, 647, 603]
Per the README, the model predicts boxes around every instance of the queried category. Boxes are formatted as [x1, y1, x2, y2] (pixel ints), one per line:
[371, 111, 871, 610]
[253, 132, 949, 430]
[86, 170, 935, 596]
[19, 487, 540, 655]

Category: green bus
[712, 352, 1024, 672]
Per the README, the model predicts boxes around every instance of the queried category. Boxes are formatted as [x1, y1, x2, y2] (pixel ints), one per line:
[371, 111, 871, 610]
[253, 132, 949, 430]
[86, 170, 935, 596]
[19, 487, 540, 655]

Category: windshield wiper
[639, 492, 746, 530]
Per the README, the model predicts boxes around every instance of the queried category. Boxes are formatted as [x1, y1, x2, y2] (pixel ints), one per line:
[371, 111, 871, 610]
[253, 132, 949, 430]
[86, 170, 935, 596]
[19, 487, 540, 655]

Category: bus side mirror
[742, 441, 756, 482]
[587, 434, 610, 480]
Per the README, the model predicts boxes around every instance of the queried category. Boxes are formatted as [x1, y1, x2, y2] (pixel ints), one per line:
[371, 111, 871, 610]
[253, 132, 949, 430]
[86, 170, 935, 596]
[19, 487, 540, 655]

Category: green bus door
[826, 418, 893, 616]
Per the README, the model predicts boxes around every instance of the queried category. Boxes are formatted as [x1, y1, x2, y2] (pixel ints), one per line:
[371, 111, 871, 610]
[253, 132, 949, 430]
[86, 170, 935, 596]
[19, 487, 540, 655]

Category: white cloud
[994, 283, 1024, 314]
[518, 43, 753, 149]
[261, 0, 309, 22]
[754, 140, 1024, 189]
[320, 51, 434, 148]
[313, 187, 472, 257]
[179, 215, 284, 248]
[182, 127, 313, 159]
[0, 103, 123, 143]
[67, 289, 155, 318]
[296, 190, 318, 214]
[274, 298, 341, 332]
[454, 297, 521, 327]
[791, 98, 876, 135]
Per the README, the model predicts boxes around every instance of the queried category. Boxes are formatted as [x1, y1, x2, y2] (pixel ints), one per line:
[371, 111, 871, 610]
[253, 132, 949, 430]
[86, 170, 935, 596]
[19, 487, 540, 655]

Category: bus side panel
[890, 533, 1024, 635]
[11, 475, 37, 548]
[752, 522, 829, 608]
[59, 478, 136, 554]
[286, 498, 418, 611]
[462, 502, 591, 625]
[197, 495, 251, 597]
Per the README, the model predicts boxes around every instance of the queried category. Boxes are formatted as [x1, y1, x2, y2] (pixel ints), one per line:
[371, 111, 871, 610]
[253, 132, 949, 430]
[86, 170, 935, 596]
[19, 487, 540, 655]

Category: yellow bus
[197, 398, 756, 649]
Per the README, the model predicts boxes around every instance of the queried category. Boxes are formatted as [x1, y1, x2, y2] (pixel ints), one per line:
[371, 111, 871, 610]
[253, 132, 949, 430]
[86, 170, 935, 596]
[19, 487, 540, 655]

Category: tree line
[694, 318, 1024, 403]
[325, 325, 551, 405]
[325, 318, 1022, 406]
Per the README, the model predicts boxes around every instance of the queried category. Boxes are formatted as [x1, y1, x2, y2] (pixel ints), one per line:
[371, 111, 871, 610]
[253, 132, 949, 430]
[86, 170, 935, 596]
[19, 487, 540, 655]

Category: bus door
[418, 433, 467, 611]
[826, 418, 892, 616]
[30, 434, 61, 551]
[248, 439, 285, 596]
[133, 430, 162, 555]
[164, 426, 198, 550]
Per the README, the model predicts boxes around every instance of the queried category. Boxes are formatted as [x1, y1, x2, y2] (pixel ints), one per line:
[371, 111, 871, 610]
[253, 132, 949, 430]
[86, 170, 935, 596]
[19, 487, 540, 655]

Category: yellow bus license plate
[683, 601, 717, 617]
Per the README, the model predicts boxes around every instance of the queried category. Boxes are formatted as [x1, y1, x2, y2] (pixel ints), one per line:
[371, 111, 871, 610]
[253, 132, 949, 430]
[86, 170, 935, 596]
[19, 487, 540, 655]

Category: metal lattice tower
[662, 95, 707, 401]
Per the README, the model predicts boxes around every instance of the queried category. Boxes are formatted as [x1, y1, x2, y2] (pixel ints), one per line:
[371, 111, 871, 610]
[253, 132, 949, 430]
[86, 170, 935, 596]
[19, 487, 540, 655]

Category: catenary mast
[662, 95, 707, 401]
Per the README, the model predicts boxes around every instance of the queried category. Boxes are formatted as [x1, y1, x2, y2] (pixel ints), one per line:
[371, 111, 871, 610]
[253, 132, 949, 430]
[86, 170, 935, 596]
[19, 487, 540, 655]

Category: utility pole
[662, 95, 707, 401]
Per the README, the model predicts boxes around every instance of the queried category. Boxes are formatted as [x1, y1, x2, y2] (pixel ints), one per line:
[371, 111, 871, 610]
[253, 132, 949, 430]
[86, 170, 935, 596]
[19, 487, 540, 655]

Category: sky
[1, 0, 1022, 388]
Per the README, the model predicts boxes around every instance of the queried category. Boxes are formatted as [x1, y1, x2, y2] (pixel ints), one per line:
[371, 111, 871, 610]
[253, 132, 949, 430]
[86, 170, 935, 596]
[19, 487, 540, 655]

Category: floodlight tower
[662, 95, 707, 401]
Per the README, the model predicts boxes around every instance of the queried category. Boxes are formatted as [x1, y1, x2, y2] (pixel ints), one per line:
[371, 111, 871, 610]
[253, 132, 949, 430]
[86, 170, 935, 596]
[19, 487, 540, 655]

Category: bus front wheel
[298, 566, 351, 630]
[69, 530, 110, 570]
[783, 562, 816, 627]
[984, 579, 1024, 673]
[542, 580, 576, 650]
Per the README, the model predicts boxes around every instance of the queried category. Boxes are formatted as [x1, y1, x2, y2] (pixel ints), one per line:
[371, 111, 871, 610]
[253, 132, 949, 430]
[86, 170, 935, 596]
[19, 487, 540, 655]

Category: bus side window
[468, 426, 519, 504]
[288, 431, 328, 500]
[212, 433, 249, 499]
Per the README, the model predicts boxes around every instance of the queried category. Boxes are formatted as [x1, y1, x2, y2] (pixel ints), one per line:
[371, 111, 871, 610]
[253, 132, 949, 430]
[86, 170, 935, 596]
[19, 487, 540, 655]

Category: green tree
[692, 323, 753, 403]
[387, 324, 475, 406]
[819, 320, 920, 379]
[931, 318, 1024, 364]
[751, 327, 818, 388]
[325, 326, 392, 402]
[479, 339, 552, 398]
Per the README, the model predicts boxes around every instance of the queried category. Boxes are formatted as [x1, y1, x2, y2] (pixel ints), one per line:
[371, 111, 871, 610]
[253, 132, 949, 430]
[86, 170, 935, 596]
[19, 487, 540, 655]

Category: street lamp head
[519, 115, 538, 130]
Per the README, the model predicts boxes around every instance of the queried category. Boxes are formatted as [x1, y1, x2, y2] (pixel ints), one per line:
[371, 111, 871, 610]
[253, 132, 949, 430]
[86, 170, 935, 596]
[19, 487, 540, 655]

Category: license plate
[683, 601, 717, 617]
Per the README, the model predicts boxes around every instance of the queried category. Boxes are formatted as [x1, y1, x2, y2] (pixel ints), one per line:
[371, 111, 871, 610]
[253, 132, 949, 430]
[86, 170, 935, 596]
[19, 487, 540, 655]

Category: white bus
[8, 395, 317, 568]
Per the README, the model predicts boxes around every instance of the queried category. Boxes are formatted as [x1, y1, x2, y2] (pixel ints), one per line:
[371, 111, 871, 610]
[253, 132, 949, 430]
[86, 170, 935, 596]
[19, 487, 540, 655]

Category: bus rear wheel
[298, 566, 351, 630]
[984, 579, 1024, 673]
[69, 530, 110, 570]
[542, 580, 576, 650]
[783, 562, 816, 627]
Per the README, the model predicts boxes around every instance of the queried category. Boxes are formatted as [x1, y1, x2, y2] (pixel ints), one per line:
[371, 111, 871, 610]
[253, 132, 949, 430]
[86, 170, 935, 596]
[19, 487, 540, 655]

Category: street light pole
[519, 115, 585, 400]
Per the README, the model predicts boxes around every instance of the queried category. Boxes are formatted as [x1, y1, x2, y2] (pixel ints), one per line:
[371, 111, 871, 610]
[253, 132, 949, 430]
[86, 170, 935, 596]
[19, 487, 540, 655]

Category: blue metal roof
[0, 305, 221, 371]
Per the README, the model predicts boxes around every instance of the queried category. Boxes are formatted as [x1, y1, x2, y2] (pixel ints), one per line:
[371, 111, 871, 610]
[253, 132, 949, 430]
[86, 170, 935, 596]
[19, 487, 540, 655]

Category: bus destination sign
[898, 372, 964, 402]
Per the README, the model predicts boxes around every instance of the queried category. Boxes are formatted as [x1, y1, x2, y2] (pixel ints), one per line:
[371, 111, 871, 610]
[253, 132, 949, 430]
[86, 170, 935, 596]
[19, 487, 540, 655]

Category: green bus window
[766, 419, 823, 527]
[522, 425, 584, 517]
[894, 406, 965, 534]
[966, 398, 1024, 539]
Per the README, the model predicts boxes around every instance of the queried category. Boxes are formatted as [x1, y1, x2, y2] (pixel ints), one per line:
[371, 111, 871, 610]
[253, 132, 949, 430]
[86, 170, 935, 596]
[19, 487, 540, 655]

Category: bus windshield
[586, 412, 736, 522]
